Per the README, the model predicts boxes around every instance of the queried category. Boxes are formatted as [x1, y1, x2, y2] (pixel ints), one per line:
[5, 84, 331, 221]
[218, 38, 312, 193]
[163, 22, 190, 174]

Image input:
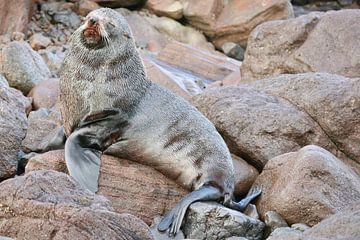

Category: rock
[0, 170, 154, 239]
[243, 204, 260, 220]
[254, 145, 360, 226]
[24, 150, 189, 225]
[157, 41, 241, 82]
[150, 217, 185, 240]
[0, 81, 29, 179]
[38, 46, 66, 76]
[145, 0, 183, 19]
[29, 33, 52, 50]
[11, 32, 25, 41]
[221, 42, 245, 61]
[117, 8, 168, 49]
[232, 154, 259, 196]
[0, 41, 52, 94]
[264, 211, 288, 237]
[246, 72, 360, 170]
[144, 14, 215, 51]
[143, 56, 205, 100]
[27, 78, 60, 110]
[84, 0, 146, 8]
[182, 0, 294, 48]
[0, 0, 33, 35]
[21, 108, 62, 153]
[266, 227, 304, 240]
[241, 10, 360, 81]
[291, 223, 310, 232]
[191, 86, 337, 169]
[75, 0, 100, 16]
[183, 202, 265, 240]
[53, 11, 81, 29]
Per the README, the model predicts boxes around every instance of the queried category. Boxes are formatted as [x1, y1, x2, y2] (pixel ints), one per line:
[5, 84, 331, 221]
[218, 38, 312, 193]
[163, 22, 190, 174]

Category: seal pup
[58, 8, 261, 236]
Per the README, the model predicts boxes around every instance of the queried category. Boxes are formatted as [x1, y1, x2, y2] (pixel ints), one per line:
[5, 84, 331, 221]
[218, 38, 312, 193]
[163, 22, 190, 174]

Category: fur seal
[56, 8, 261, 236]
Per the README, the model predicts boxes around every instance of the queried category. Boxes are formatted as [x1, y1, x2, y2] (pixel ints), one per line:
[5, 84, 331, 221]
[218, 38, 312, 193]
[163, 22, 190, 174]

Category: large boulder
[246, 73, 360, 170]
[0, 170, 154, 239]
[27, 78, 60, 110]
[0, 0, 34, 35]
[0, 76, 29, 179]
[145, 0, 184, 19]
[0, 41, 52, 95]
[254, 145, 360, 226]
[241, 10, 360, 81]
[182, 0, 294, 48]
[191, 85, 337, 170]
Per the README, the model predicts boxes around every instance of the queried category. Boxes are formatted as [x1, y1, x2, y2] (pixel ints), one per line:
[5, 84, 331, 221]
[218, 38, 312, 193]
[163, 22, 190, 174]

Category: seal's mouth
[81, 17, 102, 47]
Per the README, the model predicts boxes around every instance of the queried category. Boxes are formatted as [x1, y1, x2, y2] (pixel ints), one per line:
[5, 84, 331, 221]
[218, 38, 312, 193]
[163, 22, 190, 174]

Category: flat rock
[157, 41, 241, 83]
[241, 10, 360, 81]
[191, 86, 337, 169]
[183, 202, 265, 240]
[246, 72, 360, 171]
[0, 170, 154, 239]
[254, 145, 360, 226]
[0, 80, 29, 179]
[0, 0, 33, 35]
[0, 41, 52, 94]
[182, 0, 294, 48]
[27, 78, 60, 110]
[145, 0, 183, 19]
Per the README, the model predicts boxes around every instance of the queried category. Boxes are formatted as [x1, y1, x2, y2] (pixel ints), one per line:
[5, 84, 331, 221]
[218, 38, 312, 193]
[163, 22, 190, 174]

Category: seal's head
[72, 8, 134, 53]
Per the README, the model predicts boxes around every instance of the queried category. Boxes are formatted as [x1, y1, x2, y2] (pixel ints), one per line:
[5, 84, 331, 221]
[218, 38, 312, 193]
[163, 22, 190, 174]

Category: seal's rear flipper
[65, 128, 102, 193]
[158, 185, 222, 236]
[224, 186, 262, 212]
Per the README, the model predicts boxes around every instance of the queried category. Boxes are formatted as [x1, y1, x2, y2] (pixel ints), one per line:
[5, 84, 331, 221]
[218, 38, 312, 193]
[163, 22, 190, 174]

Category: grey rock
[53, 11, 81, 28]
[0, 82, 29, 179]
[150, 216, 185, 240]
[39, 46, 66, 76]
[22, 107, 62, 153]
[0, 41, 51, 94]
[291, 223, 310, 232]
[221, 42, 245, 61]
[266, 227, 304, 240]
[29, 33, 52, 50]
[183, 202, 265, 240]
[264, 211, 288, 238]
[243, 204, 259, 220]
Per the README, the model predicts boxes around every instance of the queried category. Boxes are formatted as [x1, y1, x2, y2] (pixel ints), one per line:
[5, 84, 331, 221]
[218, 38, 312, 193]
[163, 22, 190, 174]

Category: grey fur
[60, 8, 260, 236]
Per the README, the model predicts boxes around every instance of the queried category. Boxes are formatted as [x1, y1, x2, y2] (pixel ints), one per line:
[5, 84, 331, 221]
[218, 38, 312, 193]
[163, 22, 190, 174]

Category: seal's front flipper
[224, 186, 262, 212]
[42, 126, 66, 151]
[158, 185, 222, 236]
[65, 128, 102, 193]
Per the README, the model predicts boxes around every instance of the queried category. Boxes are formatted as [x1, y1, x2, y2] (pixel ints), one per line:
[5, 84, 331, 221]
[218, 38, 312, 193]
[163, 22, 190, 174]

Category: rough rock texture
[241, 10, 360, 81]
[192, 86, 337, 169]
[0, 78, 29, 179]
[0, 0, 34, 35]
[0, 170, 154, 240]
[145, 0, 183, 19]
[24, 150, 189, 224]
[74, 0, 100, 16]
[0, 41, 52, 94]
[254, 145, 360, 226]
[29, 33, 52, 50]
[21, 108, 62, 153]
[157, 41, 241, 82]
[232, 154, 259, 196]
[27, 78, 60, 110]
[38, 46, 65, 76]
[183, 202, 265, 240]
[247, 73, 360, 169]
[182, 0, 294, 48]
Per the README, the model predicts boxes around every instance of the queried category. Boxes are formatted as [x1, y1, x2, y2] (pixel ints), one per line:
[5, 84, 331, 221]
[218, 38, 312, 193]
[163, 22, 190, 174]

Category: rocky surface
[27, 78, 60, 110]
[0, 76, 29, 179]
[183, 202, 265, 240]
[0, 41, 52, 94]
[145, 0, 183, 19]
[241, 10, 360, 81]
[0, 0, 34, 35]
[254, 145, 360, 226]
[0, 170, 154, 239]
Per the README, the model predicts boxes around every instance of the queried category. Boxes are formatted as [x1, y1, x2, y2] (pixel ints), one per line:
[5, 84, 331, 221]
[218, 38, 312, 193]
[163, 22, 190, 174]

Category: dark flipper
[224, 186, 262, 212]
[158, 185, 222, 236]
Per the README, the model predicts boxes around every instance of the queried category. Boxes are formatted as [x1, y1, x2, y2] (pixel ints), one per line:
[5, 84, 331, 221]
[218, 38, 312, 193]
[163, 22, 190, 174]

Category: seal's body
[59, 8, 261, 236]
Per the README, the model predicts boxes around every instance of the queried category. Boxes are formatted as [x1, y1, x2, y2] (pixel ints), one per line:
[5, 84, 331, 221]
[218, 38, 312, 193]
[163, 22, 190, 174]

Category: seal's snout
[82, 16, 102, 46]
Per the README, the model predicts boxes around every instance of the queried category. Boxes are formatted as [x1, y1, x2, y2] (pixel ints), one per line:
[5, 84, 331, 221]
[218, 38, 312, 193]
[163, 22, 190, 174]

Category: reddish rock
[241, 10, 360, 81]
[0, 78, 29, 179]
[27, 78, 60, 110]
[183, 0, 294, 48]
[75, 0, 100, 16]
[29, 33, 52, 50]
[145, 0, 183, 19]
[0, 0, 34, 35]
[254, 145, 360, 226]
[0, 170, 154, 240]
[232, 154, 259, 196]
[157, 41, 241, 82]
